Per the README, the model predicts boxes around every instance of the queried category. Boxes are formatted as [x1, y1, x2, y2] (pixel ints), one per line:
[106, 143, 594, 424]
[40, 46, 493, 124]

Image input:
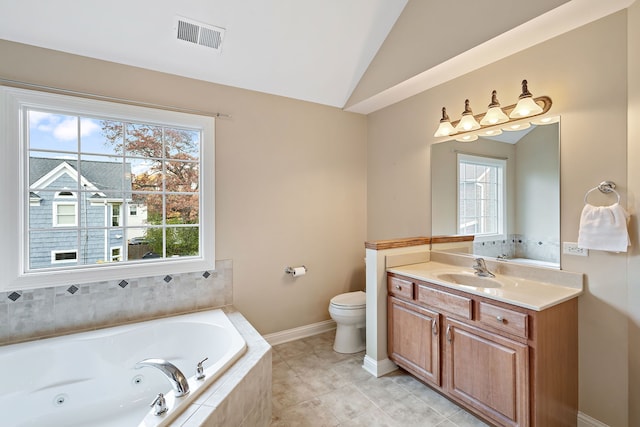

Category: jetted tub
[0, 309, 247, 427]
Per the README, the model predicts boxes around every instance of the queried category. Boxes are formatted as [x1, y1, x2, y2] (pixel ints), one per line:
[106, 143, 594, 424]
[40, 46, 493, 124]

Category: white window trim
[110, 203, 121, 227]
[0, 86, 215, 290]
[51, 249, 78, 264]
[457, 153, 507, 242]
[111, 246, 123, 262]
[53, 201, 78, 227]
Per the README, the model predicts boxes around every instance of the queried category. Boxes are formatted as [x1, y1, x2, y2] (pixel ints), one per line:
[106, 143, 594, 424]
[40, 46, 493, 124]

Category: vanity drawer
[477, 302, 528, 338]
[417, 285, 472, 320]
[388, 276, 414, 300]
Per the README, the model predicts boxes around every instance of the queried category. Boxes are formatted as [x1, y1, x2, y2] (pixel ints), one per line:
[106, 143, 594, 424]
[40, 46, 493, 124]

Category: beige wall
[628, 1, 640, 426]
[367, 11, 632, 426]
[0, 40, 368, 336]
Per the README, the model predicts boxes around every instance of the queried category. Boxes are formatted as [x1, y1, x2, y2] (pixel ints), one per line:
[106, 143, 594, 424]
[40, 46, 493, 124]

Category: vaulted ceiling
[0, 0, 633, 112]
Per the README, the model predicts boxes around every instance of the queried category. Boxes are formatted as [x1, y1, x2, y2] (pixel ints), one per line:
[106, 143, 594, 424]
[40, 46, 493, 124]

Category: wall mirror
[431, 117, 560, 269]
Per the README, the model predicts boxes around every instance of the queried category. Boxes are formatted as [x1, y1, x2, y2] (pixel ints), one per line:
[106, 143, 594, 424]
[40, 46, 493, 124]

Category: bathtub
[0, 309, 247, 427]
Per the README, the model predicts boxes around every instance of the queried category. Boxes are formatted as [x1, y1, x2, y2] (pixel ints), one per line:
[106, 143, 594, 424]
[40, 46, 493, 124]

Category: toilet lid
[330, 291, 366, 308]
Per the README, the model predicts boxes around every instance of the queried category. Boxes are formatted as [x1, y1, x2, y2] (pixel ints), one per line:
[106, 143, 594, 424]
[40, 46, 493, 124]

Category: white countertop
[387, 261, 583, 311]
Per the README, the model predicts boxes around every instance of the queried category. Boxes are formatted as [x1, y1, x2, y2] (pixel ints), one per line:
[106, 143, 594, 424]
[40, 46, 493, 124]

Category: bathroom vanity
[386, 260, 581, 427]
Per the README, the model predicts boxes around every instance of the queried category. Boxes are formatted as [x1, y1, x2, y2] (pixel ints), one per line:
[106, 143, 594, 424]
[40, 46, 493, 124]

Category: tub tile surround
[173, 308, 273, 427]
[0, 259, 234, 345]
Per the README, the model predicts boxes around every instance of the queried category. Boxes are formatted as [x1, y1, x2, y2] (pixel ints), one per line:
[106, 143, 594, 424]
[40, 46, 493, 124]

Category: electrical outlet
[563, 242, 588, 256]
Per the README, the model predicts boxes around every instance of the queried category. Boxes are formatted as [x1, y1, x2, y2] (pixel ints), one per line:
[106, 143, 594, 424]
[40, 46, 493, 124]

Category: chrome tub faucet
[135, 358, 190, 397]
[472, 258, 495, 277]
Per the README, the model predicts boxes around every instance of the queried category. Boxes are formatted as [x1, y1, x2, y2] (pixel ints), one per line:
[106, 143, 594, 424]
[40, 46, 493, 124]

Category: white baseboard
[578, 412, 610, 427]
[362, 355, 398, 378]
[263, 319, 336, 346]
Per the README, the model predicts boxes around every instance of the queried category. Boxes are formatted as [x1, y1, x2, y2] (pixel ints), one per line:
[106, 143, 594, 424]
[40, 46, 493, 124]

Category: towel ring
[584, 181, 620, 204]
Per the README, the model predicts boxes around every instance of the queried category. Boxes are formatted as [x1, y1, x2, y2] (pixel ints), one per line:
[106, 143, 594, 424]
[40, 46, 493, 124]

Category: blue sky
[28, 110, 155, 175]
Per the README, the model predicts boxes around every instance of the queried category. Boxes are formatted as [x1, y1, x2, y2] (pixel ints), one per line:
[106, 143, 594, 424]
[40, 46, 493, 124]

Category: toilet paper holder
[285, 266, 307, 276]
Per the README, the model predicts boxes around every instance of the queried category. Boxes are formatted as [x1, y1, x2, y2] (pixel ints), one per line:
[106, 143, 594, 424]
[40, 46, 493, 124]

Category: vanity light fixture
[455, 134, 479, 142]
[433, 107, 457, 137]
[433, 79, 552, 140]
[479, 91, 509, 126]
[531, 115, 560, 126]
[455, 99, 481, 132]
[479, 128, 503, 137]
[503, 122, 531, 132]
[510, 80, 544, 118]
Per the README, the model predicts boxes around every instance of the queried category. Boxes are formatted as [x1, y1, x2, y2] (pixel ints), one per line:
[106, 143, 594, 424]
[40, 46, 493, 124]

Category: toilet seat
[330, 291, 366, 309]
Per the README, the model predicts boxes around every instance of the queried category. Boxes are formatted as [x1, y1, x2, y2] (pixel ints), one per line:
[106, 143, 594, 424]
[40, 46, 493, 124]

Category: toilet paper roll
[292, 267, 306, 277]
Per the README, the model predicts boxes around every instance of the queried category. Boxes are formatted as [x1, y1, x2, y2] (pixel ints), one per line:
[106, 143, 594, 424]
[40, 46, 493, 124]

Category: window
[54, 202, 77, 226]
[111, 204, 121, 227]
[0, 87, 215, 290]
[457, 153, 506, 239]
[51, 250, 78, 264]
[111, 246, 122, 262]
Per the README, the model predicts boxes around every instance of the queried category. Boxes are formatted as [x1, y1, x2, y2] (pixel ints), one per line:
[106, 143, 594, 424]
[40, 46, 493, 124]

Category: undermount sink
[435, 273, 503, 288]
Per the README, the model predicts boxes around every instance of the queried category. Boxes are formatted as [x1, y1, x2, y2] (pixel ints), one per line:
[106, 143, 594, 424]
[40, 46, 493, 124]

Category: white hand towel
[577, 203, 630, 252]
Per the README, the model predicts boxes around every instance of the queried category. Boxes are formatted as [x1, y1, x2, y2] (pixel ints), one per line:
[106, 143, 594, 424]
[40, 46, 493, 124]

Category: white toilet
[328, 290, 366, 353]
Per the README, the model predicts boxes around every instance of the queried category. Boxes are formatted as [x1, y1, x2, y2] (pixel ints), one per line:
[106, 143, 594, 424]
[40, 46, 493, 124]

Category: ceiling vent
[175, 17, 225, 52]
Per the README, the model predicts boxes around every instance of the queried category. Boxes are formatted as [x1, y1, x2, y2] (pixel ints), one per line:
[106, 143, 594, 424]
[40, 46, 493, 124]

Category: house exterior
[28, 157, 145, 269]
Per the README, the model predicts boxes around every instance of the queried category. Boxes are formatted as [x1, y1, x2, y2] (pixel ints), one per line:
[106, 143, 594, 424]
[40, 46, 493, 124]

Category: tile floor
[270, 330, 490, 427]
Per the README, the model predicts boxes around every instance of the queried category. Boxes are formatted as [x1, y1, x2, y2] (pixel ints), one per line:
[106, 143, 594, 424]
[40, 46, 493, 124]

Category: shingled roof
[29, 157, 132, 191]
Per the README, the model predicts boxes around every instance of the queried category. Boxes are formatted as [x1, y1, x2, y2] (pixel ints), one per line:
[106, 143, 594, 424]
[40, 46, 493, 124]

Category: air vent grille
[176, 17, 225, 52]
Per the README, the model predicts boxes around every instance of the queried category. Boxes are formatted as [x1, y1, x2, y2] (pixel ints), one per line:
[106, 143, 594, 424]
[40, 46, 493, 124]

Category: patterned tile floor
[270, 330, 490, 427]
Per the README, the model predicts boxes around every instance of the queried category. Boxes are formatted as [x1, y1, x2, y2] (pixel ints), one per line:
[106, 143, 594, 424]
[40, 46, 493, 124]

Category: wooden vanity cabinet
[387, 276, 440, 385]
[387, 273, 578, 427]
[444, 317, 529, 427]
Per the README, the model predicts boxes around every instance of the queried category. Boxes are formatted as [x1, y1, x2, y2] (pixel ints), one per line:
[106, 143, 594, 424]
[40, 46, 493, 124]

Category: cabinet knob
[432, 319, 438, 336]
[446, 325, 452, 342]
[496, 316, 505, 323]
[395, 285, 401, 290]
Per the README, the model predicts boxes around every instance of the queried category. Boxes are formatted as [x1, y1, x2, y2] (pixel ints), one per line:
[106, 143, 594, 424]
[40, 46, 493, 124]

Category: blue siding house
[28, 157, 134, 269]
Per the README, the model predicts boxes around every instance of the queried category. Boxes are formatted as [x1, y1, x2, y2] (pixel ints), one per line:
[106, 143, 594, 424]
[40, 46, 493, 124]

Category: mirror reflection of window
[432, 119, 560, 269]
[457, 154, 505, 238]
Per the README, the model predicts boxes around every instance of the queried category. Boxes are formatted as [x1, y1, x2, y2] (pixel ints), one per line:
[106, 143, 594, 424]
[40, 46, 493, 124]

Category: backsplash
[473, 234, 560, 264]
[0, 259, 233, 345]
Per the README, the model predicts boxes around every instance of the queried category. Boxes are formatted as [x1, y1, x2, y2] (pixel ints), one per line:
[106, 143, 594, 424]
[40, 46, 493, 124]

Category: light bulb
[510, 80, 543, 118]
[455, 99, 480, 132]
[480, 91, 508, 125]
[433, 107, 458, 137]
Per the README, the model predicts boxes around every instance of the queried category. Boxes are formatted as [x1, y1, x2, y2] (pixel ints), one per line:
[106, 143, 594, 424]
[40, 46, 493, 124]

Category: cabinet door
[388, 296, 440, 386]
[444, 318, 529, 427]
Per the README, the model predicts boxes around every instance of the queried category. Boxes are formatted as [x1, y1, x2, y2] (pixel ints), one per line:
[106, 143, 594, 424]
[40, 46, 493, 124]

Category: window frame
[456, 153, 506, 241]
[0, 87, 216, 290]
[51, 249, 78, 264]
[111, 246, 123, 262]
[53, 201, 78, 227]
[110, 203, 121, 227]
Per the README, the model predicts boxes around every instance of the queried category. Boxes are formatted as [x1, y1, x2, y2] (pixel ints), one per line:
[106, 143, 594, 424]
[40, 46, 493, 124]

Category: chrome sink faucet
[135, 358, 190, 397]
[472, 258, 495, 277]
